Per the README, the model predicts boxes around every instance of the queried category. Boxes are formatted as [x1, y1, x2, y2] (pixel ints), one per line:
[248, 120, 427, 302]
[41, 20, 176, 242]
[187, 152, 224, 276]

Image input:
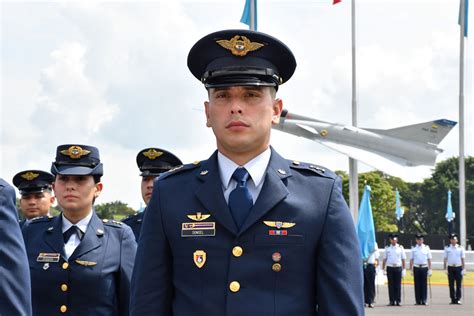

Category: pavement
[365, 283, 473, 315]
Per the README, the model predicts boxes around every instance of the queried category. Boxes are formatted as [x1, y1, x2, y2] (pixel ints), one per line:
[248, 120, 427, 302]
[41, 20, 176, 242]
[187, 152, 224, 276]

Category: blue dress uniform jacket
[122, 211, 145, 242]
[0, 178, 32, 316]
[131, 149, 364, 316]
[22, 212, 137, 316]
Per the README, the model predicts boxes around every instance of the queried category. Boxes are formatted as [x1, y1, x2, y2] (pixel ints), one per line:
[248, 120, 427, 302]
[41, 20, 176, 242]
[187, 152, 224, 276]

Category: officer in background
[122, 147, 182, 241]
[22, 144, 137, 315]
[382, 233, 406, 306]
[364, 242, 379, 308]
[0, 178, 32, 316]
[13, 169, 55, 226]
[131, 29, 364, 315]
[410, 234, 432, 305]
[443, 233, 466, 304]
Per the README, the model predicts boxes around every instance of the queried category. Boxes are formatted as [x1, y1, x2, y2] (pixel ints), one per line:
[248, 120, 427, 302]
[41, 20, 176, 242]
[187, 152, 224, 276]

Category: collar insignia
[61, 146, 91, 159]
[143, 149, 163, 160]
[263, 221, 296, 229]
[187, 212, 211, 221]
[216, 35, 264, 56]
[21, 171, 39, 181]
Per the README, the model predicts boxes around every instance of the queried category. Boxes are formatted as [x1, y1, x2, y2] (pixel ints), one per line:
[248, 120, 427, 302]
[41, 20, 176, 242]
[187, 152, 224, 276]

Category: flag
[333, 0, 342, 4]
[240, 0, 258, 30]
[357, 185, 376, 261]
[459, 0, 469, 37]
[395, 189, 404, 221]
[446, 190, 455, 222]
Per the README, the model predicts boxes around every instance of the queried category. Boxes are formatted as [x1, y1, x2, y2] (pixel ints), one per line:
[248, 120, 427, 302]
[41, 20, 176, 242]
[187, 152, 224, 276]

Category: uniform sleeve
[444, 247, 448, 258]
[401, 247, 407, 259]
[315, 176, 364, 315]
[0, 181, 33, 316]
[119, 224, 137, 316]
[130, 180, 173, 315]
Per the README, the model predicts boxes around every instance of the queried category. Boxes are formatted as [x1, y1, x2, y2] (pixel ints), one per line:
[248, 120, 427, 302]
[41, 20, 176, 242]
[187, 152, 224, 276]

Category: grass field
[401, 270, 474, 285]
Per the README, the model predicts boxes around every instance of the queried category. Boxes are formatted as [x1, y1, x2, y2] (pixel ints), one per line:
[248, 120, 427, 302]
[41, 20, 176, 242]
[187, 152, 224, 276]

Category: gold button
[62, 262, 69, 270]
[60, 305, 67, 313]
[61, 284, 68, 292]
[229, 281, 240, 293]
[232, 246, 243, 257]
[272, 263, 282, 272]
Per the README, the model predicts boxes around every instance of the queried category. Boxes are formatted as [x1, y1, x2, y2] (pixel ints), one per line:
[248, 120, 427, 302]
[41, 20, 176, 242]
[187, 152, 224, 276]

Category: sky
[1, 0, 472, 210]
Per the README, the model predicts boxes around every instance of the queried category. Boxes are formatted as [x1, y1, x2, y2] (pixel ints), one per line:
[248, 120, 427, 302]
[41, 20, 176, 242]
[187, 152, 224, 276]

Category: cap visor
[55, 166, 94, 175]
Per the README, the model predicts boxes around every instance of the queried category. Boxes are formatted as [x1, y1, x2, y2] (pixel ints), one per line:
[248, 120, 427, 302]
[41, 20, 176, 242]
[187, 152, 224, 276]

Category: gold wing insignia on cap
[263, 221, 296, 229]
[60, 146, 91, 159]
[216, 35, 264, 57]
[143, 149, 163, 160]
[21, 171, 40, 181]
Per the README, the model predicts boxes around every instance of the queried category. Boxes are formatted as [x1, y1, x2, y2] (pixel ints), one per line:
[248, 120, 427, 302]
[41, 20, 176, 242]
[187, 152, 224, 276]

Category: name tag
[37, 253, 60, 262]
[181, 222, 215, 237]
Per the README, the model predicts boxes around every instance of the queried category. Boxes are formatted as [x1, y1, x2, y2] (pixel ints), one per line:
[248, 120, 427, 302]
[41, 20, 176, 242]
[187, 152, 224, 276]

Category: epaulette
[289, 160, 335, 179]
[102, 219, 123, 227]
[30, 215, 54, 223]
[158, 161, 201, 181]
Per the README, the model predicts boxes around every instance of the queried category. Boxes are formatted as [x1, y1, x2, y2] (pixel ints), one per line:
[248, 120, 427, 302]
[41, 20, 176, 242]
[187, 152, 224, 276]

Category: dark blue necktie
[229, 167, 253, 229]
[63, 225, 84, 243]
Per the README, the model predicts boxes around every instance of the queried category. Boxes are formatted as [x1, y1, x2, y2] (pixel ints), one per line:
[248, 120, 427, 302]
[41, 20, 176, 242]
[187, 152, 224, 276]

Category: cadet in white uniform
[382, 233, 406, 306]
[443, 233, 466, 305]
[363, 243, 379, 308]
[410, 234, 432, 305]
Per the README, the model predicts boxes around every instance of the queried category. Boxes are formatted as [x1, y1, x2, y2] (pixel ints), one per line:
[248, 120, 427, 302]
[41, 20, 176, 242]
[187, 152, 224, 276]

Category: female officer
[22, 144, 136, 315]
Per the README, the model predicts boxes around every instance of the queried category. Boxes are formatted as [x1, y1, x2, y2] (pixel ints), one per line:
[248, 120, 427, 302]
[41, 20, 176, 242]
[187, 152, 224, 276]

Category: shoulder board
[30, 215, 54, 223]
[102, 219, 123, 227]
[158, 162, 201, 181]
[122, 213, 138, 222]
[289, 160, 335, 179]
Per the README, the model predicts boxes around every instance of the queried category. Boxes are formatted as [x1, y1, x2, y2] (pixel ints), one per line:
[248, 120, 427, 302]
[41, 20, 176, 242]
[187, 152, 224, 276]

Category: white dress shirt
[218, 148, 271, 205]
[367, 244, 380, 264]
[444, 244, 465, 266]
[62, 211, 93, 259]
[384, 244, 406, 266]
[411, 244, 432, 265]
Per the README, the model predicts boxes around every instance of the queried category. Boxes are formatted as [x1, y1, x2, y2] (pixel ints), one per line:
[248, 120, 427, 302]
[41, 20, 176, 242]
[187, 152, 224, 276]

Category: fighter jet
[273, 109, 457, 177]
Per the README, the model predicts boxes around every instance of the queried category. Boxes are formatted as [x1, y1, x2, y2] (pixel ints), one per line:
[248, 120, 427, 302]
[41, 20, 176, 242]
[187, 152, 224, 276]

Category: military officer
[443, 233, 466, 305]
[364, 243, 379, 308]
[13, 169, 55, 226]
[122, 147, 182, 241]
[410, 234, 432, 305]
[382, 233, 406, 306]
[0, 178, 32, 316]
[22, 144, 137, 315]
[131, 29, 364, 315]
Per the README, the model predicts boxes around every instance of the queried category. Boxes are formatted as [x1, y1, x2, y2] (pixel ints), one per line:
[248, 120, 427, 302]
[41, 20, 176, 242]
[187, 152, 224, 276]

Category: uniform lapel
[239, 148, 290, 234]
[69, 213, 103, 260]
[194, 151, 238, 235]
[44, 216, 67, 261]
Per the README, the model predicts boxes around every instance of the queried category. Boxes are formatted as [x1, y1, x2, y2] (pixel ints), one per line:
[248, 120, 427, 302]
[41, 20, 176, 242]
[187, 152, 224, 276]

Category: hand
[428, 269, 432, 276]
[445, 269, 449, 275]
[402, 269, 406, 277]
[383, 269, 387, 275]
[410, 270, 414, 276]
[462, 269, 467, 276]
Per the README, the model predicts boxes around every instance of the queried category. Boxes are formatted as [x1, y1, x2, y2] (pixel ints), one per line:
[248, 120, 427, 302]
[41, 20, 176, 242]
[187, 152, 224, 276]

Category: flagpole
[250, 0, 256, 31]
[349, 0, 359, 221]
[458, 0, 466, 248]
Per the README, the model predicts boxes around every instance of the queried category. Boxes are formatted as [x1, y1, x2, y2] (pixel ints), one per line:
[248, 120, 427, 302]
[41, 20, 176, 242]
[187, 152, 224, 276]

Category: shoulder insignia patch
[103, 219, 123, 227]
[289, 160, 335, 179]
[30, 215, 54, 223]
[158, 162, 201, 181]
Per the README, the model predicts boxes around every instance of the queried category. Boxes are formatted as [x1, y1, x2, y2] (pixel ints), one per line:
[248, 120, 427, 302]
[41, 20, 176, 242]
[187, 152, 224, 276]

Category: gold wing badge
[143, 149, 163, 160]
[263, 221, 296, 229]
[75, 260, 97, 267]
[21, 171, 39, 181]
[187, 212, 211, 221]
[61, 146, 91, 159]
[216, 35, 264, 57]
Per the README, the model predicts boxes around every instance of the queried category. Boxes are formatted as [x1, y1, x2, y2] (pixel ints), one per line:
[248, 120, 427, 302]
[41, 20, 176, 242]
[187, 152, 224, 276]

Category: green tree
[94, 201, 136, 220]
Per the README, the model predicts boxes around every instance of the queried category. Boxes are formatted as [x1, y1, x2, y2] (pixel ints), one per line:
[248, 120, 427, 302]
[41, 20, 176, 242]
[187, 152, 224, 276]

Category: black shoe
[388, 302, 395, 306]
[368, 304, 374, 308]
[396, 302, 401, 306]
[450, 301, 456, 305]
[456, 300, 462, 305]
[422, 302, 428, 306]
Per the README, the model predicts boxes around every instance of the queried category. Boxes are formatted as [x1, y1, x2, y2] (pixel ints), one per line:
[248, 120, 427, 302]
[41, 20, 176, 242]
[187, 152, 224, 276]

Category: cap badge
[193, 250, 207, 269]
[61, 146, 91, 159]
[216, 35, 264, 57]
[187, 212, 211, 221]
[263, 221, 296, 229]
[21, 171, 40, 181]
[143, 149, 163, 160]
